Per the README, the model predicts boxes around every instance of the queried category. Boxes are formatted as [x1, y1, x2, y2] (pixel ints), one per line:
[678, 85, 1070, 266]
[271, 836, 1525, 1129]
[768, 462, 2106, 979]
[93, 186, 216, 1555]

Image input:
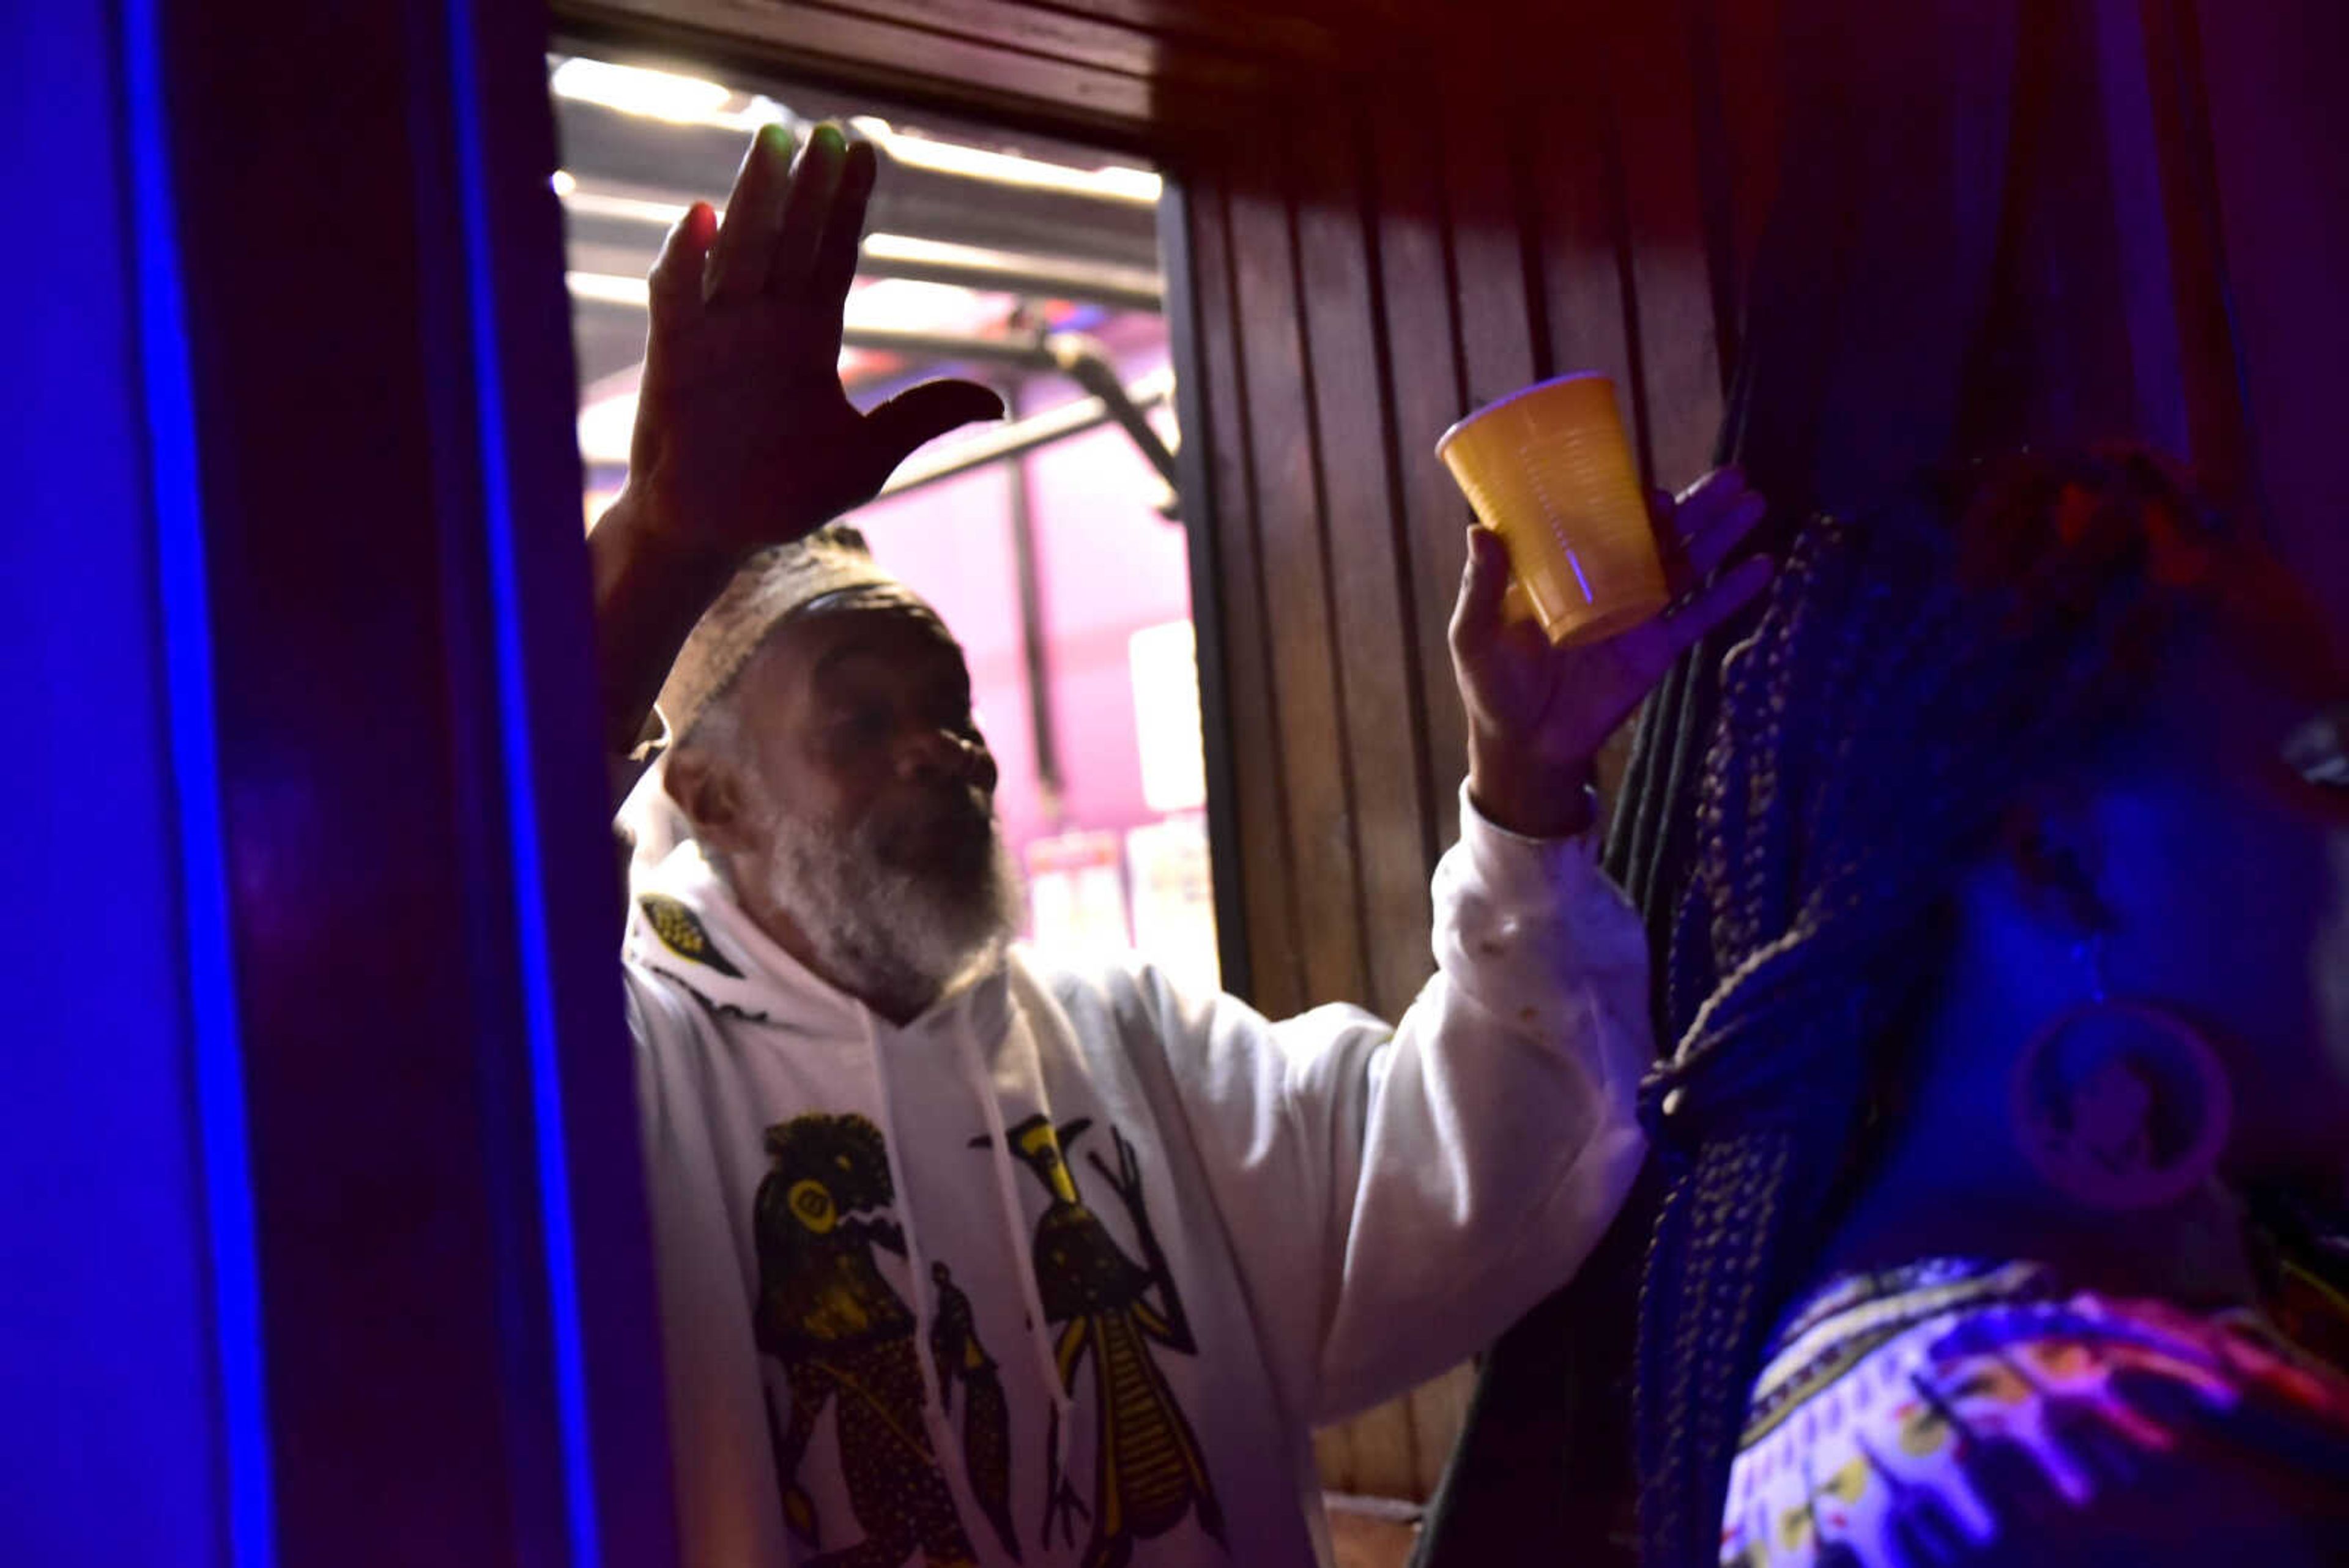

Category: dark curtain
[1412, 1, 2251, 1560]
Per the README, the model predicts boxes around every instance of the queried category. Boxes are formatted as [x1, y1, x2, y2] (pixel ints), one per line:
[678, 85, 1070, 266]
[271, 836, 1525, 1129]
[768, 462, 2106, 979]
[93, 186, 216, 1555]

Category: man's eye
[2282, 708, 2349, 790]
[836, 705, 891, 739]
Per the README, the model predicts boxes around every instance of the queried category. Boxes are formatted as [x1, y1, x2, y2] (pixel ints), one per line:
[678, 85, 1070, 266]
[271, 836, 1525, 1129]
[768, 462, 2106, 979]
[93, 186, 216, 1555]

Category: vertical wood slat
[1162, 179, 1256, 1003]
[1368, 100, 1475, 864]
[1712, 0, 1789, 352]
[1288, 95, 1436, 1022]
[1225, 133, 1373, 1011]
[1601, 0, 1730, 484]
[1527, 60, 1640, 463]
[1438, 54, 1542, 414]
[1179, 169, 1308, 1019]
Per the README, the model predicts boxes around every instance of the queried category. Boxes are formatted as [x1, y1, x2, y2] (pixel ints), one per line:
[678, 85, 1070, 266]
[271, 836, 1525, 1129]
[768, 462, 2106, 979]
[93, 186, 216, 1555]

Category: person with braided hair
[1637, 445, 2349, 1567]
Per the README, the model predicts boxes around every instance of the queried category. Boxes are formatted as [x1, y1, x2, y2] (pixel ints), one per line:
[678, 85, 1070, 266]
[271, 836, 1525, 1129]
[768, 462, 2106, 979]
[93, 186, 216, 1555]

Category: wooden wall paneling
[1293, 85, 1483, 1509]
[1597, 0, 1728, 485]
[1436, 53, 1542, 415]
[786, 0, 1271, 91]
[1433, 41, 1543, 855]
[1367, 98, 1477, 861]
[1223, 123, 1374, 1011]
[1162, 179, 1255, 1003]
[1526, 64, 1640, 462]
[557, 0, 1163, 141]
[1286, 93, 1437, 1023]
[1708, 0, 1789, 374]
[1025, 0, 1347, 69]
[1176, 169, 1308, 1019]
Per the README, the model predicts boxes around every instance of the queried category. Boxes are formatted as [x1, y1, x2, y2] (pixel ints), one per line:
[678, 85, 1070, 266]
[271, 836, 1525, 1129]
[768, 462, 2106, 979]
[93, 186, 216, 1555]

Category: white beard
[752, 791, 1023, 1016]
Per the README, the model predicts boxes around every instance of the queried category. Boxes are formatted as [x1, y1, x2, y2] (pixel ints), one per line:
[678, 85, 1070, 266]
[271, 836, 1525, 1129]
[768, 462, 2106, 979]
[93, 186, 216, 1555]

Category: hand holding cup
[1450, 466, 1772, 838]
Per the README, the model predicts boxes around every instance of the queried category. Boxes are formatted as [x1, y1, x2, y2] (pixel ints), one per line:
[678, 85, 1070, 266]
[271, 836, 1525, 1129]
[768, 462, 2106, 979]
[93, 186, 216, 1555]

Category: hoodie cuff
[1453, 780, 1608, 905]
[1435, 782, 1649, 1035]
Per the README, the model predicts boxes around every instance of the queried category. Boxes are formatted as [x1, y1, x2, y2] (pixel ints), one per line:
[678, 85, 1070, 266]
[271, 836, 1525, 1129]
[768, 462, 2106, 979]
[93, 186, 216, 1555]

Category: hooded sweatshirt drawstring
[959, 1006, 1080, 1482]
[865, 1005, 960, 1469]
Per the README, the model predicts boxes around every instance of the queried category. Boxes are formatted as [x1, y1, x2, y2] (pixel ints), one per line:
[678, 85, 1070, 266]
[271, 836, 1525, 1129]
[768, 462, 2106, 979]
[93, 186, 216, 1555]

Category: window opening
[553, 53, 1219, 990]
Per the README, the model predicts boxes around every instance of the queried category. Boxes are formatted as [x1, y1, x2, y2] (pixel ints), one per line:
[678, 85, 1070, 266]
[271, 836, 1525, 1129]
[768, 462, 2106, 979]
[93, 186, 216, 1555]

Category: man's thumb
[864, 379, 1007, 475]
[1450, 525, 1512, 657]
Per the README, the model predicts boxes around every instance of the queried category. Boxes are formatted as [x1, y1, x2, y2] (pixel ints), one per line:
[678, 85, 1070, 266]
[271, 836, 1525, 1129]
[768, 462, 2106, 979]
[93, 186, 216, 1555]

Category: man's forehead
[764, 595, 966, 685]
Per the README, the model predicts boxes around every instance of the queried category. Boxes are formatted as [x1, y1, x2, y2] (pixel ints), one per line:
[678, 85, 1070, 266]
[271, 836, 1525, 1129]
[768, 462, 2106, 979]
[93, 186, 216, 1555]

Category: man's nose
[900, 725, 995, 791]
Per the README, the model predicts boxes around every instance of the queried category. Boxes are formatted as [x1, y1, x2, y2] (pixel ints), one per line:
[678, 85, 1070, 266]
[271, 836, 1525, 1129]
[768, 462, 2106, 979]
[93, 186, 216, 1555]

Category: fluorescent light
[557, 187, 686, 228]
[842, 277, 990, 332]
[577, 393, 637, 467]
[550, 58, 731, 124]
[558, 187, 691, 227]
[565, 270, 649, 307]
[853, 117, 1160, 207]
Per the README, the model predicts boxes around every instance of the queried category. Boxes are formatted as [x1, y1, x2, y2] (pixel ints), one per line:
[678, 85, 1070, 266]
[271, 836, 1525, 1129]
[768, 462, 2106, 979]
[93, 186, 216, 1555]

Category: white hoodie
[623, 781, 1651, 1568]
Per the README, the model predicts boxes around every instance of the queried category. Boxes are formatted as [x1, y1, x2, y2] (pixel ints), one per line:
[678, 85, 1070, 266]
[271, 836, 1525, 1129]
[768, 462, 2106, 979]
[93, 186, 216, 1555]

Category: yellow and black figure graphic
[754, 1113, 1012, 1567]
[930, 1261, 1020, 1561]
[982, 1115, 1227, 1568]
[640, 893, 744, 977]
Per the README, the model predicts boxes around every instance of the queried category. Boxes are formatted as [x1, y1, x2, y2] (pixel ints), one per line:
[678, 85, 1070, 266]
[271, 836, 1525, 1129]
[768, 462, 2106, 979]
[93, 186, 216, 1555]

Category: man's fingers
[647, 201, 718, 326]
[1666, 467, 1748, 540]
[704, 122, 796, 304]
[1672, 465, 1750, 523]
[1683, 491, 1770, 578]
[863, 378, 1006, 479]
[1658, 555, 1773, 657]
[770, 122, 849, 297]
[809, 139, 877, 320]
[1647, 485, 1693, 593]
[1449, 526, 1512, 659]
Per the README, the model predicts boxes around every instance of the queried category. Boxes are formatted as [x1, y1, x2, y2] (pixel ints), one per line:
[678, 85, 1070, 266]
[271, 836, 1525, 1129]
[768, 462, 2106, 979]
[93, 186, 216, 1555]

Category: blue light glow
[442, 4, 603, 1562]
[121, 0, 278, 1561]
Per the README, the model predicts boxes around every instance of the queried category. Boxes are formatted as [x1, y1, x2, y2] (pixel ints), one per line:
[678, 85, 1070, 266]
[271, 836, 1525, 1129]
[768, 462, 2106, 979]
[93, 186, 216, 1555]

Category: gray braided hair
[1632, 445, 2233, 1566]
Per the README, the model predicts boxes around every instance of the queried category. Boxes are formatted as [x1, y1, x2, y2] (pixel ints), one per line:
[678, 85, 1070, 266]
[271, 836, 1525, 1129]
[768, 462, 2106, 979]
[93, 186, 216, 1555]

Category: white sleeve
[1140, 784, 1653, 1424]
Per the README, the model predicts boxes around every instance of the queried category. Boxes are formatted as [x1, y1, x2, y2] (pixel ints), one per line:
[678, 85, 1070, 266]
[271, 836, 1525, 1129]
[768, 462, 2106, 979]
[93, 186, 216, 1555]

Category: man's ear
[664, 745, 751, 852]
[1994, 783, 2115, 937]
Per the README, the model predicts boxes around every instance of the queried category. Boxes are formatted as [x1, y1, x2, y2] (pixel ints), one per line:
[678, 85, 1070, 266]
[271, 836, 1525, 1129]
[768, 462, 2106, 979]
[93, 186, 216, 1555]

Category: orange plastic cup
[1436, 373, 1668, 646]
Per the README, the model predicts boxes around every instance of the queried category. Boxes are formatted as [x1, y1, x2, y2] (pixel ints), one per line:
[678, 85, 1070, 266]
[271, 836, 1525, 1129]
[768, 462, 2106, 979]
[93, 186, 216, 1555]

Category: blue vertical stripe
[119, 1, 278, 1564]
[442, 5, 603, 1564]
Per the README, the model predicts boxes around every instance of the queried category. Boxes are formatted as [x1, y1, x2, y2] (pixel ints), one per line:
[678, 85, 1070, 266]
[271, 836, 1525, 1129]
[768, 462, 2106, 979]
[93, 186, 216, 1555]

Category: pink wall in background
[847, 343, 1192, 870]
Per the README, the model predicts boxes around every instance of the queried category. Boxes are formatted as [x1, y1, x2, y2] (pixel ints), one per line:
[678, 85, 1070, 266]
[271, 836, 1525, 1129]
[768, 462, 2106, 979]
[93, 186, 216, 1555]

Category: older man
[591, 121, 1769, 1568]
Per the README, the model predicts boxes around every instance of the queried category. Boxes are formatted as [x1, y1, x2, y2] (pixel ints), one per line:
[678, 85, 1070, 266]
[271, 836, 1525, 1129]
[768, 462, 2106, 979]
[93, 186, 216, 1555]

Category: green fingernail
[757, 120, 793, 157]
[812, 121, 845, 157]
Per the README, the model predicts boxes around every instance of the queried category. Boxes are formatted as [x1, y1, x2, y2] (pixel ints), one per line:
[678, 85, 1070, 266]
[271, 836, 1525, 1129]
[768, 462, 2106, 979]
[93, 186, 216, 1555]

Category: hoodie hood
[618, 751, 1010, 1041]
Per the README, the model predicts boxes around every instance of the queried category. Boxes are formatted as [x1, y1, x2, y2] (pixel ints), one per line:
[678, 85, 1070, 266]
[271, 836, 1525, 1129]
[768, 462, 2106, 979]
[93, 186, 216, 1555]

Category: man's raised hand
[620, 121, 1005, 568]
[589, 123, 1003, 756]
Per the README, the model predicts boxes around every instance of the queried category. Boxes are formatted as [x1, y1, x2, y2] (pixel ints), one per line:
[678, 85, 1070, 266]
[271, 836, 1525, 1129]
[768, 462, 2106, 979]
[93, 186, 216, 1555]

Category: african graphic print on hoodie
[622, 775, 1653, 1568]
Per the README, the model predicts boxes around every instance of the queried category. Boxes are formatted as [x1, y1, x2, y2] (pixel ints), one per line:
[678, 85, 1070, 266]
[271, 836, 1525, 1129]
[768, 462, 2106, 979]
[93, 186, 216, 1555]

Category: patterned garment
[1720, 1258, 2349, 1567]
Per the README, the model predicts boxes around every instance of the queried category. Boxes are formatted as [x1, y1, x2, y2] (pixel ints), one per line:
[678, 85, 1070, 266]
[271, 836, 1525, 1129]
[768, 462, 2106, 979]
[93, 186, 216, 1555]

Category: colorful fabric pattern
[1721, 1258, 2349, 1566]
